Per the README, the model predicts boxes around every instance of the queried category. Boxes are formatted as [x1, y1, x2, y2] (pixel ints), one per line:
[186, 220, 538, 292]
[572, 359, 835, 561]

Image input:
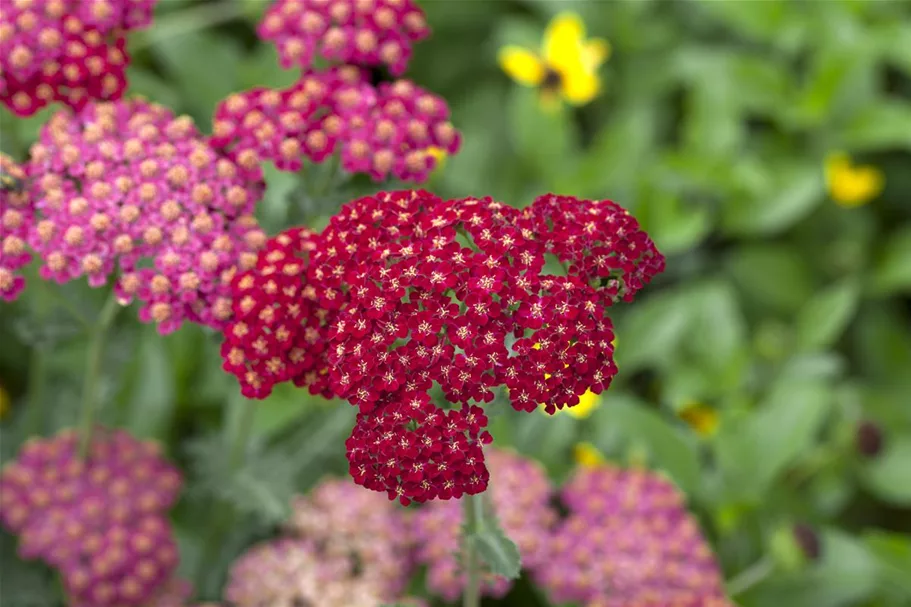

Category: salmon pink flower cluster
[0, 0, 158, 116]
[26, 99, 267, 333]
[0, 428, 183, 607]
[535, 464, 732, 607]
[0, 153, 34, 301]
[257, 0, 430, 76]
[218, 189, 664, 504]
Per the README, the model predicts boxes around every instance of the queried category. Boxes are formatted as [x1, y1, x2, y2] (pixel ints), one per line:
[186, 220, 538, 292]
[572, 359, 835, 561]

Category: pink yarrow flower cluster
[226, 478, 423, 607]
[533, 464, 731, 607]
[1, 153, 34, 301]
[0, 0, 158, 116]
[413, 449, 556, 600]
[209, 68, 459, 184]
[27, 99, 267, 333]
[0, 428, 183, 607]
[257, 0, 430, 76]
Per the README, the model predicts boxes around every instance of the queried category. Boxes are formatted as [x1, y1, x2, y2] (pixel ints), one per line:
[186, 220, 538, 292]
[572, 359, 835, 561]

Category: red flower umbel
[0, 428, 183, 607]
[257, 0, 430, 76]
[0, 0, 158, 116]
[0, 153, 34, 301]
[220, 227, 332, 399]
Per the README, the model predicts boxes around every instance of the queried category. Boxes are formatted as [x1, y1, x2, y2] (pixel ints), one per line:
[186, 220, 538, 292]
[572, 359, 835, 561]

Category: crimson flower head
[210, 69, 460, 184]
[1, 153, 33, 301]
[0, 428, 183, 607]
[533, 464, 730, 607]
[0, 0, 158, 116]
[257, 0, 430, 76]
[220, 226, 333, 400]
[27, 98, 267, 333]
[312, 189, 663, 504]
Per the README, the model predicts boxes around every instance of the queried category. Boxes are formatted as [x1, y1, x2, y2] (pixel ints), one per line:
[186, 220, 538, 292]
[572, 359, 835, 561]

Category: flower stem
[462, 492, 484, 607]
[77, 293, 120, 459]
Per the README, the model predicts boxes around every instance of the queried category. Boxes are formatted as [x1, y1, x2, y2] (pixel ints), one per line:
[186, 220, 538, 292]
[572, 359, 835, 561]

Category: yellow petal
[498, 45, 545, 87]
[678, 402, 719, 437]
[560, 68, 601, 106]
[582, 38, 611, 71]
[543, 12, 586, 72]
[825, 152, 884, 207]
[566, 389, 600, 419]
[574, 442, 606, 467]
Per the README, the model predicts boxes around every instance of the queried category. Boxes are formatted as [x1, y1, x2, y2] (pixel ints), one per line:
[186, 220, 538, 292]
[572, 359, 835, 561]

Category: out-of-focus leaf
[717, 377, 830, 500]
[507, 87, 576, 184]
[741, 530, 881, 607]
[722, 164, 824, 236]
[871, 227, 911, 295]
[124, 329, 175, 442]
[614, 287, 701, 371]
[727, 244, 816, 314]
[470, 494, 522, 580]
[853, 305, 911, 387]
[839, 100, 911, 152]
[863, 437, 911, 506]
[863, 531, 911, 596]
[597, 395, 701, 496]
[237, 44, 299, 90]
[638, 189, 713, 255]
[795, 278, 861, 351]
[0, 531, 58, 607]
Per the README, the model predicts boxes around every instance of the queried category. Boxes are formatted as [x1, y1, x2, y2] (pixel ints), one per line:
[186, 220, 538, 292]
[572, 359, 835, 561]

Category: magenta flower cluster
[226, 478, 423, 607]
[0, 153, 33, 301]
[24, 99, 267, 333]
[0, 428, 184, 607]
[0, 0, 158, 116]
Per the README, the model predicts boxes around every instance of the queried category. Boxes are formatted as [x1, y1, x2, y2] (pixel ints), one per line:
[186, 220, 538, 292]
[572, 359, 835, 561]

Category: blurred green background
[2, 0, 911, 606]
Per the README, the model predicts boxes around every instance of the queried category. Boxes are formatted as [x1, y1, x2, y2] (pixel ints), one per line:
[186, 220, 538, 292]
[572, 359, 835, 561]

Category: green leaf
[124, 328, 176, 441]
[597, 396, 701, 496]
[472, 497, 522, 580]
[863, 436, 911, 505]
[864, 531, 911, 596]
[795, 278, 861, 351]
[722, 164, 824, 236]
[639, 189, 713, 256]
[507, 87, 576, 184]
[727, 244, 816, 314]
[614, 288, 701, 371]
[871, 227, 911, 295]
[839, 100, 911, 152]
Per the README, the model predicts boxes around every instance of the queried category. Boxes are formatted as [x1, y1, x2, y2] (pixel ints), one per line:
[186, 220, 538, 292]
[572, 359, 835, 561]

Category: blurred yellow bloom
[677, 401, 719, 437]
[498, 12, 610, 107]
[426, 146, 447, 171]
[574, 442, 606, 467]
[825, 152, 884, 208]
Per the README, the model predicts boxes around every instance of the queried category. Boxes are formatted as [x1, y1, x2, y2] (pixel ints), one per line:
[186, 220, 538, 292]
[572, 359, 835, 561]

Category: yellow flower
[824, 152, 884, 208]
[677, 401, 719, 438]
[426, 146, 447, 171]
[498, 12, 610, 107]
[574, 442, 606, 467]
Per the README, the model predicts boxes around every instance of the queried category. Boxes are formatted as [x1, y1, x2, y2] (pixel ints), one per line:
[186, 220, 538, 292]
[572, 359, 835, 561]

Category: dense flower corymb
[534, 464, 731, 607]
[27, 99, 267, 333]
[220, 227, 332, 399]
[0, 0, 158, 116]
[413, 449, 556, 601]
[0, 428, 183, 607]
[1, 153, 34, 301]
[315, 190, 662, 503]
[210, 69, 460, 184]
[257, 0, 430, 76]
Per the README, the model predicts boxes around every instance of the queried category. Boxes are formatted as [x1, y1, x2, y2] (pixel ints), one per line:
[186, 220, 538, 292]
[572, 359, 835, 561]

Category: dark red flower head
[257, 0, 430, 76]
[0, 428, 183, 607]
[0, 0, 158, 116]
[220, 226, 333, 400]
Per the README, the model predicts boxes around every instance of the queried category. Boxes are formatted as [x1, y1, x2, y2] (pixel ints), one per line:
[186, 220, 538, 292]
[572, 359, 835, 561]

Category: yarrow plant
[0, 153, 33, 301]
[0, 0, 158, 116]
[0, 428, 184, 607]
[26, 98, 267, 332]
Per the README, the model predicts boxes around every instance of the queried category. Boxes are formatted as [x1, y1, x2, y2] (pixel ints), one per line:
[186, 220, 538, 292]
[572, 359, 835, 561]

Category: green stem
[727, 556, 775, 596]
[77, 293, 120, 459]
[228, 398, 257, 470]
[24, 346, 49, 437]
[462, 492, 484, 607]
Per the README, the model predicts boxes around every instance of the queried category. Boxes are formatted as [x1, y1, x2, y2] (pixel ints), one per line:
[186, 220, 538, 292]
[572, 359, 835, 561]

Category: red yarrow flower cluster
[257, 0, 430, 76]
[27, 99, 267, 333]
[1, 153, 34, 301]
[220, 226, 332, 399]
[533, 464, 731, 607]
[0, 0, 158, 116]
[0, 428, 183, 607]
[412, 449, 556, 600]
[209, 68, 459, 184]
